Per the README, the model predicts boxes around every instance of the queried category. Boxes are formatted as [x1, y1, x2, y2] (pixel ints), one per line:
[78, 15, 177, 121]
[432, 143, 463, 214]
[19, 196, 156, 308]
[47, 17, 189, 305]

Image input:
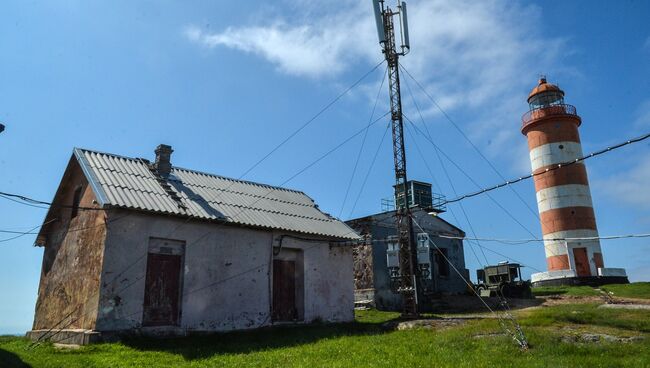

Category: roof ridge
[75, 147, 311, 198]
[75, 147, 145, 163]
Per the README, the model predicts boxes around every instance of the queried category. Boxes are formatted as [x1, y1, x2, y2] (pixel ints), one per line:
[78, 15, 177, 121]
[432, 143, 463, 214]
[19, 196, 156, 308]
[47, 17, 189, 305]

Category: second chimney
[154, 144, 173, 178]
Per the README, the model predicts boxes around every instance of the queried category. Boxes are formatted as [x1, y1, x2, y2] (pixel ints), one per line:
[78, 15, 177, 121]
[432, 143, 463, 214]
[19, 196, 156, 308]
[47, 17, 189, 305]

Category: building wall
[347, 209, 467, 311]
[32, 159, 107, 331]
[95, 210, 353, 333]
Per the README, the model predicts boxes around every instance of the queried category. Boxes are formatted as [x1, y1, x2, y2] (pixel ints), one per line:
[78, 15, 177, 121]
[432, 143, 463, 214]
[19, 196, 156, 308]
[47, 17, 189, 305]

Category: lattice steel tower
[372, 0, 420, 317]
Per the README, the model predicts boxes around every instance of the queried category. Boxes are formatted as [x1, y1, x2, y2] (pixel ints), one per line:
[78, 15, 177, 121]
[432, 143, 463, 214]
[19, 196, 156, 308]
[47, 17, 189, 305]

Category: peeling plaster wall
[280, 237, 354, 324]
[95, 210, 353, 333]
[32, 160, 107, 330]
[352, 242, 374, 290]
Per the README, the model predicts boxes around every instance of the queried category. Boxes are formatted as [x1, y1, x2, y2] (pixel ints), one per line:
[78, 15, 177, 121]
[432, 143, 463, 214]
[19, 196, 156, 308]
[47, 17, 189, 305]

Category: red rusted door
[573, 248, 591, 277]
[593, 252, 604, 270]
[272, 260, 297, 321]
[143, 253, 182, 326]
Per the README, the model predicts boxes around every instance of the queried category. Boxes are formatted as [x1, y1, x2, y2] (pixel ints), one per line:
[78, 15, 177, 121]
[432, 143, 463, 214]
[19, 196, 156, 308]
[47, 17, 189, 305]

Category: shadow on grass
[0, 348, 32, 368]
[121, 318, 400, 361]
[428, 295, 544, 314]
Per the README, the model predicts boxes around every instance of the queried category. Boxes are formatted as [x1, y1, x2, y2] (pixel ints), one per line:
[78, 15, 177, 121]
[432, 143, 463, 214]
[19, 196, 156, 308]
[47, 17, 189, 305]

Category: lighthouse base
[531, 268, 629, 288]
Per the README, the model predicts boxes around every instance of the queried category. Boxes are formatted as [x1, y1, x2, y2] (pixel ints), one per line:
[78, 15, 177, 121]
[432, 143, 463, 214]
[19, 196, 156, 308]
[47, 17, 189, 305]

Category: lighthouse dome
[527, 77, 565, 109]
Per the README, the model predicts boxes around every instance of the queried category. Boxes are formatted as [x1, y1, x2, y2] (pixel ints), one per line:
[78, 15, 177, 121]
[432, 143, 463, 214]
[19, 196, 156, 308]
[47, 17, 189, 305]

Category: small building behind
[346, 181, 469, 311]
[28, 145, 359, 344]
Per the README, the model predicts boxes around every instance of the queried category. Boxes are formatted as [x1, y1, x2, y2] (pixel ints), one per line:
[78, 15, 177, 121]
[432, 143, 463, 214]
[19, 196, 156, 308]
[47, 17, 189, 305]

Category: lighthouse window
[559, 144, 564, 150]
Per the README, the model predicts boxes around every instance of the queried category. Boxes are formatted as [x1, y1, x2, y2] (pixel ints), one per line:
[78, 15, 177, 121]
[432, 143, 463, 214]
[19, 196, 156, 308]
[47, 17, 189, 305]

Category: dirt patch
[561, 333, 645, 344]
[535, 290, 650, 308]
[598, 304, 650, 310]
[536, 295, 603, 306]
[558, 326, 645, 344]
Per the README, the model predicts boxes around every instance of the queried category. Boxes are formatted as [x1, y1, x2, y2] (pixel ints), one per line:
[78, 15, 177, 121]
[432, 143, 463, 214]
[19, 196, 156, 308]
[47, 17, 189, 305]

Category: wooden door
[143, 253, 182, 326]
[272, 260, 297, 321]
[593, 252, 604, 270]
[572, 248, 591, 277]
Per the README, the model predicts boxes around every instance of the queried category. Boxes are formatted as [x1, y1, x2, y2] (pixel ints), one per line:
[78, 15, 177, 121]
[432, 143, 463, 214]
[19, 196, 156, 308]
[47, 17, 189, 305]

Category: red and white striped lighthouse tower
[522, 77, 607, 284]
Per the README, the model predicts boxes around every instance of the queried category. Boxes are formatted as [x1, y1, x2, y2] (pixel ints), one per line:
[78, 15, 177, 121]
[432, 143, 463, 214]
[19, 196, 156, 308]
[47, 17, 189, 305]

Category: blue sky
[1, 0, 649, 334]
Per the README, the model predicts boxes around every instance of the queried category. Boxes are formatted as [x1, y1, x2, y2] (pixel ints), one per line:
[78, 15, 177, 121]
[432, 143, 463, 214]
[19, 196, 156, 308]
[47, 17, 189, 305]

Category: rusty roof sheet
[74, 148, 359, 240]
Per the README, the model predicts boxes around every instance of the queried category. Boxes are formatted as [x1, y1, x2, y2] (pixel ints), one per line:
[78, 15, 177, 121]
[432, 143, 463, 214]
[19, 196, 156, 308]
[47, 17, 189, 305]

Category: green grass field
[531, 285, 601, 297]
[1, 301, 649, 368]
[602, 282, 650, 300]
[532, 282, 650, 300]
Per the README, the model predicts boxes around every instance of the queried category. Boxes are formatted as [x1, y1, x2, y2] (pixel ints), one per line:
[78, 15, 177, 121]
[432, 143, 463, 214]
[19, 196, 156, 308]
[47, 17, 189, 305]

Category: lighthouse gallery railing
[522, 104, 578, 128]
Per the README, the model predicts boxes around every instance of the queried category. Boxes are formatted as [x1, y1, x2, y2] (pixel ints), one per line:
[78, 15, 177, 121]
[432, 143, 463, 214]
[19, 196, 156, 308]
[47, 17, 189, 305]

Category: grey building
[28, 145, 359, 344]
[346, 181, 469, 311]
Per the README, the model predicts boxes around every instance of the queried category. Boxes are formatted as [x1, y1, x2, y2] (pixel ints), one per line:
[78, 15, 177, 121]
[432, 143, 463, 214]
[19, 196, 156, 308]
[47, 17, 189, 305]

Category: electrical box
[386, 235, 400, 268]
[416, 233, 432, 279]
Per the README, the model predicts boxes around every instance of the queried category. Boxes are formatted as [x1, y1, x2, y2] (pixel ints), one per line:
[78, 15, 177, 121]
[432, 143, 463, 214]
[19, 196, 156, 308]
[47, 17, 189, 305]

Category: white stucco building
[28, 145, 358, 344]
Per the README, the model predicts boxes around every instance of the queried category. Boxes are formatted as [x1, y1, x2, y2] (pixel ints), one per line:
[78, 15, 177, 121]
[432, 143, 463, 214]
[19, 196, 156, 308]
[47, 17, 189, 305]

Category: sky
[1, 0, 649, 335]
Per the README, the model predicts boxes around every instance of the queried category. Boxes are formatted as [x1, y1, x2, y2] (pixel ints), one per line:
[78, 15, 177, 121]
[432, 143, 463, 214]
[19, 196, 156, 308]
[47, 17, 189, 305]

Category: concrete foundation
[531, 267, 629, 287]
[27, 329, 103, 345]
[532, 276, 629, 288]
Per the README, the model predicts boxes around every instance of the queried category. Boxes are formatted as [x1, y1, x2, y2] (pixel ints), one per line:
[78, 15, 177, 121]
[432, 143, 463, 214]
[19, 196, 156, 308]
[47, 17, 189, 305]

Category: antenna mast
[373, 0, 419, 318]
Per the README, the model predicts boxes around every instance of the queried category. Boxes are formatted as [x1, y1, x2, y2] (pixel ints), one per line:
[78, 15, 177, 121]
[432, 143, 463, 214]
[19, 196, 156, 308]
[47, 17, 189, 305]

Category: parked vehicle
[476, 262, 532, 298]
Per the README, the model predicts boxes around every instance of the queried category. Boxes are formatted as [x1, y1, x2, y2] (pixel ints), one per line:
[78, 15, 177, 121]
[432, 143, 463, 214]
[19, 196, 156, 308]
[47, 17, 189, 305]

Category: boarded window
[71, 187, 82, 219]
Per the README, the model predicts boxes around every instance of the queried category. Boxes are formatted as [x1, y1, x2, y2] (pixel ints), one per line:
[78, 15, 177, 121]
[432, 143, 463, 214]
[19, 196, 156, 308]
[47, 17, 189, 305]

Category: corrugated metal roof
[74, 148, 359, 240]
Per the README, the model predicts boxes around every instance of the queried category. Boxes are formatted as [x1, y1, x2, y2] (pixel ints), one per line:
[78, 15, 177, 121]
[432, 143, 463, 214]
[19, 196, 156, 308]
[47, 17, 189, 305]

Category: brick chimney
[154, 144, 173, 178]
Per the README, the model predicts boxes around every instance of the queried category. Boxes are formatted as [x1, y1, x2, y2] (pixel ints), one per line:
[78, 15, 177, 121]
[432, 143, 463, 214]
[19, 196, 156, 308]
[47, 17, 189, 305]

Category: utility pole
[372, 0, 420, 318]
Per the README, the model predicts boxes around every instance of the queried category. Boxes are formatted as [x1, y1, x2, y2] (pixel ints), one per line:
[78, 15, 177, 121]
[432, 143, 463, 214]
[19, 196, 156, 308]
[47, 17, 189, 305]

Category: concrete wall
[95, 210, 353, 333]
[280, 237, 354, 323]
[32, 159, 107, 331]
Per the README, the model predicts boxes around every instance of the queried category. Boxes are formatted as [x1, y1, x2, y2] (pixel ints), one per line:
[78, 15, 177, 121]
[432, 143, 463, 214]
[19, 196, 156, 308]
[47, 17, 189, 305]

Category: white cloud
[597, 153, 650, 209]
[183, 6, 376, 78]
[184, 0, 568, 166]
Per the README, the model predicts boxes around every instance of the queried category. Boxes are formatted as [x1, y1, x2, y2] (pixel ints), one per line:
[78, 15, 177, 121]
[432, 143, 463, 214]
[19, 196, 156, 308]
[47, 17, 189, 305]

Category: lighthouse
[521, 77, 628, 286]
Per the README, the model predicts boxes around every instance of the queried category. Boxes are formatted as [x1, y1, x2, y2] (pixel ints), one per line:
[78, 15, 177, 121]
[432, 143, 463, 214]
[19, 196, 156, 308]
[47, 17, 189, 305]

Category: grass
[1, 304, 649, 368]
[602, 282, 650, 300]
[518, 303, 650, 332]
[532, 282, 650, 300]
[531, 285, 601, 297]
